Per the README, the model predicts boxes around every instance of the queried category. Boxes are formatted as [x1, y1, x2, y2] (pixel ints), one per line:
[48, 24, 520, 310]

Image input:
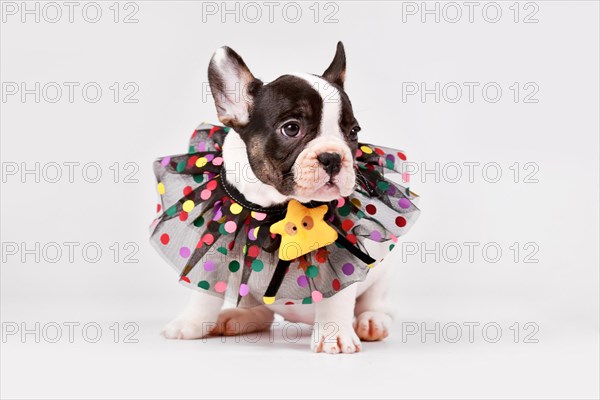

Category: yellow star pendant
[270, 200, 338, 261]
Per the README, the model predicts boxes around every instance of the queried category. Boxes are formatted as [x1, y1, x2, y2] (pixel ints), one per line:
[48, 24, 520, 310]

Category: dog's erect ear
[208, 46, 263, 128]
[322, 41, 346, 88]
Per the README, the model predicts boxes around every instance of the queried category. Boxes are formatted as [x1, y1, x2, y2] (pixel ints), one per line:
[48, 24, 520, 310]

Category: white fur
[287, 73, 356, 202]
[291, 136, 356, 202]
[290, 72, 345, 141]
[222, 130, 289, 207]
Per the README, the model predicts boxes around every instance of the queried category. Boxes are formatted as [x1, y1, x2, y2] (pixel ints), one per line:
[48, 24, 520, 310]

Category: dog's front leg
[311, 284, 361, 354]
[161, 290, 224, 340]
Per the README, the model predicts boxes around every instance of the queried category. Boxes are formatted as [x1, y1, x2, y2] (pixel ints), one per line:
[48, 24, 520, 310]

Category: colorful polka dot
[251, 211, 266, 221]
[212, 157, 224, 166]
[396, 216, 407, 227]
[206, 180, 218, 191]
[398, 198, 411, 209]
[315, 249, 328, 263]
[228, 260, 240, 272]
[187, 155, 199, 167]
[224, 221, 237, 233]
[182, 200, 195, 212]
[366, 204, 377, 215]
[239, 283, 249, 296]
[198, 280, 210, 290]
[195, 157, 208, 168]
[179, 247, 191, 258]
[200, 189, 212, 200]
[247, 245, 260, 258]
[165, 205, 177, 217]
[377, 181, 390, 191]
[160, 233, 169, 245]
[402, 172, 410, 183]
[214, 281, 227, 293]
[360, 145, 373, 154]
[346, 234, 357, 244]
[332, 279, 341, 291]
[338, 205, 351, 217]
[230, 203, 243, 214]
[193, 174, 204, 183]
[311, 290, 323, 303]
[306, 265, 319, 278]
[203, 260, 216, 271]
[212, 206, 223, 221]
[341, 219, 354, 231]
[157, 182, 165, 194]
[251, 259, 264, 272]
[202, 233, 214, 245]
[297, 275, 308, 287]
[248, 227, 259, 241]
[342, 263, 355, 276]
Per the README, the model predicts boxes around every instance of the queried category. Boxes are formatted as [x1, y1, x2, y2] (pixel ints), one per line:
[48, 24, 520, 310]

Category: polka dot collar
[149, 123, 421, 307]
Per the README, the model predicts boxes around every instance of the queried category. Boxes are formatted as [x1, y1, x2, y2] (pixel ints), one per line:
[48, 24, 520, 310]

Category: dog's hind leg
[211, 305, 275, 336]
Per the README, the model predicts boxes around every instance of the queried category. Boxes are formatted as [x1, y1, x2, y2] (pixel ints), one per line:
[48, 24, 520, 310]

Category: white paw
[311, 322, 362, 354]
[353, 311, 391, 341]
[160, 317, 208, 340]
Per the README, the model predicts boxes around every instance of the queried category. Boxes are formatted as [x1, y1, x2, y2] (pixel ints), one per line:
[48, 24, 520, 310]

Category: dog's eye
[349, 126, 361, 140]
[281, 122, 301, 137]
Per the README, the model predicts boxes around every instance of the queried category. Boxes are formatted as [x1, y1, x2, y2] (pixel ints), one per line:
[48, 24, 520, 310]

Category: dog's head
[208, 42, 360, 203]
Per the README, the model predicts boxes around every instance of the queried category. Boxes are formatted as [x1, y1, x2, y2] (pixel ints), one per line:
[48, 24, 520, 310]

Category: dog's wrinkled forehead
[250, 74, 322, 132]
[249, 73, 354, 140]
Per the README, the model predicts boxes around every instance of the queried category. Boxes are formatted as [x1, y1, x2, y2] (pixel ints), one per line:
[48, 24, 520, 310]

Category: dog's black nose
[317, 152, 342, 177]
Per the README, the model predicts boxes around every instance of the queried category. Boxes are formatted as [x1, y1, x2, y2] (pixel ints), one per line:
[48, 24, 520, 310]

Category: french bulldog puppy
[161, 42, 392, 354]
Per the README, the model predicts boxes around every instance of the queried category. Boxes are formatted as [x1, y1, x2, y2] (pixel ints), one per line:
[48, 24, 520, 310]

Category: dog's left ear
[322, 41, 346, 88]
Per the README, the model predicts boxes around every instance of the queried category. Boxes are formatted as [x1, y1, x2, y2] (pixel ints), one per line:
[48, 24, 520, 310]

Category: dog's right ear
[208, 47, 263, 129]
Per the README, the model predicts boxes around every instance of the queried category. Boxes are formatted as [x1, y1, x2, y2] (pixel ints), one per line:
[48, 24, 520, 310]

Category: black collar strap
[219, 166, 287, 214]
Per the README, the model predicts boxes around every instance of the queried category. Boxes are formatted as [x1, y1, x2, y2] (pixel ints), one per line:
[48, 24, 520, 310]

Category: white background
[1, 1, 599, 399]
